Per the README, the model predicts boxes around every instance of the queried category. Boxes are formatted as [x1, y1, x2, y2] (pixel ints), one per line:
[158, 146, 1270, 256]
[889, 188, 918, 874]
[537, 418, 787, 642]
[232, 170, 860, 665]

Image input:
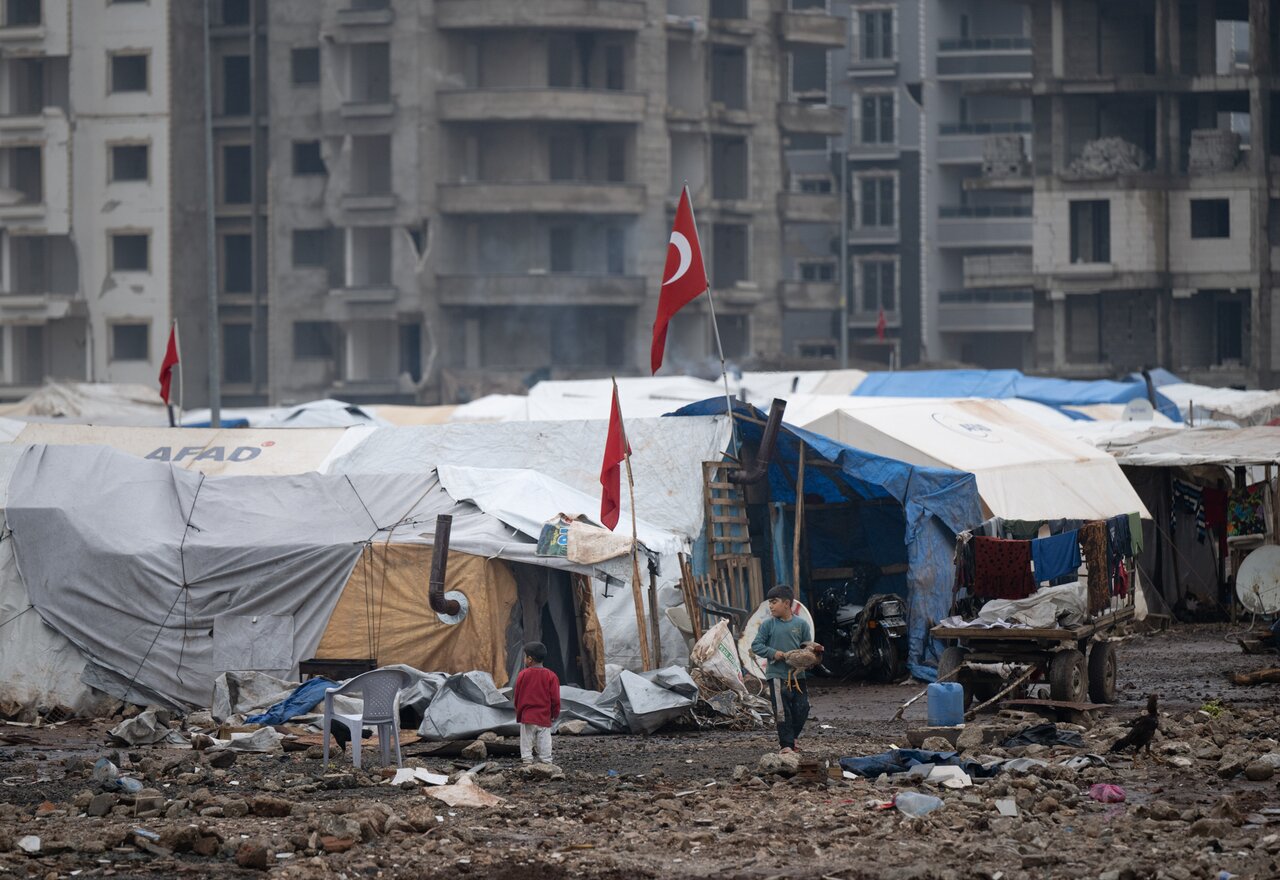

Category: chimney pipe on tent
[429, 514, 467, 624]
[728, 398, 786, 485]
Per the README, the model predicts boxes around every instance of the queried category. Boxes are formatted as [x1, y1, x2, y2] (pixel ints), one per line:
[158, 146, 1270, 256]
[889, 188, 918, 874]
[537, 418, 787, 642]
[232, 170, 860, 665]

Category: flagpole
[682, 183, 741, 455]
[615, 378, 652, 671]
[176, 321, 184, 424]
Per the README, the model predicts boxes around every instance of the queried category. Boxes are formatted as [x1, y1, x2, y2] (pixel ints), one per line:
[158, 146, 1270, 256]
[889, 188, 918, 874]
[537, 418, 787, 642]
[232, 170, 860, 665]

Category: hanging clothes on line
[972, 536, 1035, 601]
[1171, 479, 1207, 542]
[954, 530, 975, 599]
[1029, 530, 1081, 584]
[1004, 519, 1045, 541]
[1079, 521, 1109, 616]
[1228, 482, 1268, 538]
[1125, 511, 1143, 558]
[1201, 488, 1229, 555]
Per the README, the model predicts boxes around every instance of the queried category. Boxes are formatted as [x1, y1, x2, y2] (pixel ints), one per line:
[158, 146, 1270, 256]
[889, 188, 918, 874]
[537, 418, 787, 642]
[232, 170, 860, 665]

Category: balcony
[779, 11, 844, 47]
[937, 122, 1031, 166]
[437, 273, 646, 307]
[849, 224, 898, 246]
[0, 0, 68, 56]
[847, 56, 898, 79]
[340, 193, 397, 212]
[778, 102, 844, 135]
[332, 4, 394, 28]
[325, 286, 400, 322]
[938, 289, 1033, 332]
[937, 36, 1032, 81]
[437, 89, 645, 124]
[438, 181, 645, 215]
[435, 0, 645, 31]
[936, 206, 1031, 248]
[779, 280, 839, 310]
[780, 191, 839, 223]
[963, 252, 1034, 288]
[0, 293, 82, 321]
[339, 102, 395, 120]
[850, 310, 899, 329]
[0, 113, 70, 234]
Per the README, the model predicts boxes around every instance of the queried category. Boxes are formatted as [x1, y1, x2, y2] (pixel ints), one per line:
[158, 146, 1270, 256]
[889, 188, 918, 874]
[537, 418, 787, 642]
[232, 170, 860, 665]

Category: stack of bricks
[982, 134, 1029, 179]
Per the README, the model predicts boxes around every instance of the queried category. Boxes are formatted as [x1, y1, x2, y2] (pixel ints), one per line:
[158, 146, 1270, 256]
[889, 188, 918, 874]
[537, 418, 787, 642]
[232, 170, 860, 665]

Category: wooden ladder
[703, 459, 751, 565]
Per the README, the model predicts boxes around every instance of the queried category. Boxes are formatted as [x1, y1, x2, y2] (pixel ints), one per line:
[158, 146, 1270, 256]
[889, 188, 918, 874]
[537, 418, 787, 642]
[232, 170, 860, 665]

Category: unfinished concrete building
[1030, 0, 1278, 388]
[265, 0, 797, 404]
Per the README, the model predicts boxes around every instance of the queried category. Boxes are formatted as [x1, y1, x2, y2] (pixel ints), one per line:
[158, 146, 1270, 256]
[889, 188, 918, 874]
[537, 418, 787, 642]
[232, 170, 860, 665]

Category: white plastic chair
[322, 668, 413, 770]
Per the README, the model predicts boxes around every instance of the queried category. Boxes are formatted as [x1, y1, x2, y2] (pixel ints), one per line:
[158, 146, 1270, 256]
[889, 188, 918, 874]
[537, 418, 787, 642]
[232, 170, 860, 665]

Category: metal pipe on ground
[429, 514, 461, 616]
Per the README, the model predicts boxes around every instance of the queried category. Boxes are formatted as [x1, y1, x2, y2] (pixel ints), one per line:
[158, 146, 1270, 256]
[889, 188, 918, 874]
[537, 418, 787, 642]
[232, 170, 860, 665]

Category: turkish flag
[158, 323, 180, 405]
[599, 382, 631, 530]
[650, 186, 708, 374]
[876, 308, 887, 342]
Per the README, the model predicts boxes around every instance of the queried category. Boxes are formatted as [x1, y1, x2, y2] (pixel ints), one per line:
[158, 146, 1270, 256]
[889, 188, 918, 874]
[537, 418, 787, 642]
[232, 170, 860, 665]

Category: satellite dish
[1123, 398, 1155, 421]
[1236, 544, 1280, 614]
[737, 600, 816, 680]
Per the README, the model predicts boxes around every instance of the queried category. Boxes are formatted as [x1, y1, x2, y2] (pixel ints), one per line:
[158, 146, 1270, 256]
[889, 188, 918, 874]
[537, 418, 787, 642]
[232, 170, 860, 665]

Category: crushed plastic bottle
[893, 791, 944, 817]
[91, 758, 119, 785]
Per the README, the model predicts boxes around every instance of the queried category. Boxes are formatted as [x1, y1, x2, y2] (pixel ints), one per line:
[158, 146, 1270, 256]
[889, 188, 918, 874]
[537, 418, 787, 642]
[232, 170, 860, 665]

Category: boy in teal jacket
[751, 585, 815, 753]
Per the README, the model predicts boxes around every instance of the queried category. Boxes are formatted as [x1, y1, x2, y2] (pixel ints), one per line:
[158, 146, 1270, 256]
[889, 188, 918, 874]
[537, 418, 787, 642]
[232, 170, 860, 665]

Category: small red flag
[876, 308, 887, 342]
[599, 383, 631, 530]
[651, 186, 708, 374]
[158, 323, 180, 405]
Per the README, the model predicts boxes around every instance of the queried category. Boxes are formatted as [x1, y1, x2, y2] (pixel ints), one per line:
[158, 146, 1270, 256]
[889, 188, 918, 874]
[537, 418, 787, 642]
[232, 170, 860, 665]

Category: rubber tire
[936, 646, 973, 708]
[1049, 649, 1087, 703]
[971, 677, 1002, 704]
[870, 631, 906, 683]
[1087, 641, 1117, 703]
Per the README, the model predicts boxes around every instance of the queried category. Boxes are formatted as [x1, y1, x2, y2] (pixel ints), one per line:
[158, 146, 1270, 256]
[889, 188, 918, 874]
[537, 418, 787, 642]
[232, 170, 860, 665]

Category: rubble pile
[1065, 137, 1149, 178]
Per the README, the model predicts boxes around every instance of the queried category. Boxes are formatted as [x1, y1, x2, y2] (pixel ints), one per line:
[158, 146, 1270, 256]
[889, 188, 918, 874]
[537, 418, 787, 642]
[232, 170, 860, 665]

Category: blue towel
[1030, 530, 1081, 583]
[245, 677, 338, 726]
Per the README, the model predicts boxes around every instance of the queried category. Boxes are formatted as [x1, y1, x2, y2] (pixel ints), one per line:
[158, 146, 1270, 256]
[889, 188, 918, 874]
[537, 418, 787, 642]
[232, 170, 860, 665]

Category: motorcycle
[813, 583, 908, 682]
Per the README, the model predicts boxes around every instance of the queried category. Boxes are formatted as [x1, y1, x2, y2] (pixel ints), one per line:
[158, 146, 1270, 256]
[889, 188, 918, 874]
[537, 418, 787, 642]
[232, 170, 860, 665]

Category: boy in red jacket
[513, 641, 560, 765]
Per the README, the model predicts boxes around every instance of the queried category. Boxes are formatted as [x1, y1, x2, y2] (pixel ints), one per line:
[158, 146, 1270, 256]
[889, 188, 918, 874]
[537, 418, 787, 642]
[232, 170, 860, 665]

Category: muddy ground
[0, 623, 1276, 879]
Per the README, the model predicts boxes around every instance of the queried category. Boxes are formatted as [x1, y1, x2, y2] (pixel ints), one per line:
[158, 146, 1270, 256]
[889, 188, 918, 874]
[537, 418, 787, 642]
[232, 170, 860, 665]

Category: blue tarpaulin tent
[669, 399, 983, 679]
[853, 369, 1183, 422]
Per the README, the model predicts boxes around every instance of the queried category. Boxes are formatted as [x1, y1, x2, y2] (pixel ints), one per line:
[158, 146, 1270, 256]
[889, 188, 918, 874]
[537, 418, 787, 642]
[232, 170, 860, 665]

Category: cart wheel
[972, 677, 1001, 704]
[1049, 649, 1087, 702]
[937, 646, 973, 708]
[1087, 641, 1117, 703]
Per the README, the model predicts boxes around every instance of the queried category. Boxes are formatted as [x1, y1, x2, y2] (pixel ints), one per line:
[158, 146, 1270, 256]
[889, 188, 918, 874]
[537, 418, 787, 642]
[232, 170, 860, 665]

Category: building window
[111, 232, 149, 272]
[1067, 297, 1100, 361]
[1069, 199, 1110, 263]
[789, 48, 828, 103]
[799, 260, 835, 282]
[604, 43, 625, 91]
[858, 257, 896, 313]
[606, 227, 625, 275]
[110, 53, 149, 93]
[786, 132, 828, 152]
[110, 144, 149, 182]
[711, 135, 748, 200]
[605, 135, 626, 183]
[293, 321, 335, 360]
[291, 47, 320, 86]
[549, 226, 574, 272]
[222, 233, 252, 294]
[111, 323, 149, 361]
[223, 144, 252, 203]
[399, 323, 422, 382]
[292, 228, 328, 268]
[4, 0, 40, 27]
[549, 133, 575, 181]
[219, 0, 249, 26]
[348, 42, 390, 104]
[223, 323, 252, 384]
[860, 93, 894, 145]
[1190, 198, 1230, 239]
[858, 174, 895, 228]
[858, 9, 894, 61]
[1217, 298, 1244, 363]
[222, 54, 251, 116]
[712, 223, 749, 288]
[710, 46, 747, 111]
[292, 140, 325, 176]
[798, 339, 837, 359]
[795, 175, 833, 194]
[710, 0, 746, 18]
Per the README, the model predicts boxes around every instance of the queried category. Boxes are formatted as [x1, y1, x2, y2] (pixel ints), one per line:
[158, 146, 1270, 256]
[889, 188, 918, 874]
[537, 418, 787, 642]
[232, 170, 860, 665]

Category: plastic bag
[689, 619, 746, 695]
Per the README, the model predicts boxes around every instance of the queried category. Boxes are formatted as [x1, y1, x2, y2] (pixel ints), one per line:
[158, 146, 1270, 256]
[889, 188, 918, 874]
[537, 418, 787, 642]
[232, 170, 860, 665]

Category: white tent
[1156, 382, 1280, 427]
[802, 398, 1149, 521]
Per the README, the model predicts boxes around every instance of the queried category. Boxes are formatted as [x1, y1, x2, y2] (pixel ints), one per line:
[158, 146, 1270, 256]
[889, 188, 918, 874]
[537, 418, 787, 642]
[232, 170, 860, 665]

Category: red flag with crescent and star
[650, 186, 708, 374]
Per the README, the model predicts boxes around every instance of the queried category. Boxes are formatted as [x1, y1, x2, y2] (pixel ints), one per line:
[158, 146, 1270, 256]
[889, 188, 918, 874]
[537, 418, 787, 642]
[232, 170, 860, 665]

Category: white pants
[519, 723, 553, 763]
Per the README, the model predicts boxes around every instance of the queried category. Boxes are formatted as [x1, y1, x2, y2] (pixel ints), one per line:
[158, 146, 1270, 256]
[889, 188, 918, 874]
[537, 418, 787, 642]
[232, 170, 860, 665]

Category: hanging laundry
[1105, 514, 1131, 596]
[973, 536, 1036, 601]
[1029, 530, 1081, 583]
[1125, 511, 1143, 558]
[953, 530, 975, 599]
[1228, 482, 1268, 538]
[1201, 488, 1229, 555]
[1047, 518, 1085, 537]
[1004, 519, 1045, 541]
[1171, 479, 1207, 542]
[1078, 522, 1109, 616]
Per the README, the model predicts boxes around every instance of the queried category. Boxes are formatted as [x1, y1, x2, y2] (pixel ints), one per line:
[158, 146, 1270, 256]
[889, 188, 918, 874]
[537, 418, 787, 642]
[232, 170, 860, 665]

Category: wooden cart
[930, 606, 1133, 707]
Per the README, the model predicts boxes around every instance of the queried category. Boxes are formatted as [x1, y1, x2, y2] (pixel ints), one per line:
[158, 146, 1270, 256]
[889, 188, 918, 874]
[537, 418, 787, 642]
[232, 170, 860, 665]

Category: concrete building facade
[1028, 0, 1278, 389]
[0, 0, 186, 398]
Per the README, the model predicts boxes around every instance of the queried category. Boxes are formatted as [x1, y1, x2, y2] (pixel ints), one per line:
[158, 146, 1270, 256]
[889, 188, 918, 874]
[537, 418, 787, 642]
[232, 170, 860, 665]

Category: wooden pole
[792, 446, 806, 590]
[647, 563, 663, 668]
[624, 441, 652, 671]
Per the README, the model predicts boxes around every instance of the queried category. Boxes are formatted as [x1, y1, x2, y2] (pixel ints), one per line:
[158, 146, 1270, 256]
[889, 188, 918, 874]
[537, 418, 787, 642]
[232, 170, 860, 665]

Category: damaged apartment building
[268, 0, 830, 404]
[1030, 0, 1279, 388]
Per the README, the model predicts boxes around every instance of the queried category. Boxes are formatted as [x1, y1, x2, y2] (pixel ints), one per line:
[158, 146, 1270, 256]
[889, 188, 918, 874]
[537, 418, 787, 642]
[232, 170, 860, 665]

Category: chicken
[782, 641, 824, 690]
[1109, 693, 1159, 759]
